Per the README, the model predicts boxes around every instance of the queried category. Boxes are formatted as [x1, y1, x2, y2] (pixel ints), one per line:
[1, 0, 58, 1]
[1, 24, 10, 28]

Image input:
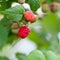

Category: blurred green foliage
[16, 53, 28, 60]
[0, 0, 60, 51]
[0, 0, 60, 60]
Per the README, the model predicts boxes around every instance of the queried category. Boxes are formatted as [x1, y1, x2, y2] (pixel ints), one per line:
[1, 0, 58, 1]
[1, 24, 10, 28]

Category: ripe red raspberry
[24, 11, 35, 22]
[18, 26, 30, 38]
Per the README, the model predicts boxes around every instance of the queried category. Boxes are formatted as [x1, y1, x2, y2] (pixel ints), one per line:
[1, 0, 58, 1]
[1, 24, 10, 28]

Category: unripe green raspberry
[11, 21, 19, 29]
[11, 21, 19, 34]
[42, 2, 49, 13]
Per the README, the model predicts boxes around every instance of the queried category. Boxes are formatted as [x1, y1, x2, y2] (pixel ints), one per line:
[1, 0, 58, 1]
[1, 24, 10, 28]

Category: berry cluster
[11, 0, 38, 38]
[3, 0, 60, 39]
[11, 9, 37, 38]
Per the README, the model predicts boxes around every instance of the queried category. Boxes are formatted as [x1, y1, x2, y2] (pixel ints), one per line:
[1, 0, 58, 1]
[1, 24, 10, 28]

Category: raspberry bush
[0, 0, 60, 60]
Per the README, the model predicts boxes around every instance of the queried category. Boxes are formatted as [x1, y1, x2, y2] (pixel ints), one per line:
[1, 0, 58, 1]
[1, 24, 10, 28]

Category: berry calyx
[24, 11, 35, 23]
[18, 26, 30, 38]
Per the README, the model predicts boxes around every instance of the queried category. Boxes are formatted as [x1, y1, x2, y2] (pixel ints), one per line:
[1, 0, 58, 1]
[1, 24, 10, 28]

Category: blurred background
[0, 0, 60, 60]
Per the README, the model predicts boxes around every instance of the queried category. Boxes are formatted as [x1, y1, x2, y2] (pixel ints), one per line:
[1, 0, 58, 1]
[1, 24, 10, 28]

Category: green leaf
[41, 12, 59, 50]
[0, 0, 18, 11]
[27, 0, 40, 12]
[0, 17, 11, 32]
[47, 0, 57, 3]
[0, 25, 8, 49]
[39, 0, 44, 4]
[0, 2, 7, 11]
[7, 34, 19, 44]
[42, 12, 59, 34]
[28, 30, 41, 46]
[28, 50, 46, 60]
[57, 54, 60, 60]
[29, 29, 50, 49]
[0, 17, 11, 49]
[0, 56, 9, 60]
[16, 53, 28, 60]
[3, 5, 25, 22]
[44, 51, 57, 60]
[56, 11, 60, 31]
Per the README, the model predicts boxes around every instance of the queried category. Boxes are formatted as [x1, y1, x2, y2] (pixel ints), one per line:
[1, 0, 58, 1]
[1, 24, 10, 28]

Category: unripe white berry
[36, 7, 47, 18]
[0, 14, 4, 21]
[11, 28, 19, 34]
[22, 3, 31, 10]
[11, 2, 20, 7]
[11, 21, 19, 29]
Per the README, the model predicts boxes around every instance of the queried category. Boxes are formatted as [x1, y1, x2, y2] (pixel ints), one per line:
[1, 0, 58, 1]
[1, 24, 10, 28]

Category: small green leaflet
[0, 56, 9, 60]
[3, 5, 25, 22]
[28, 50, 46, 60]
[16, 53, 28, 60]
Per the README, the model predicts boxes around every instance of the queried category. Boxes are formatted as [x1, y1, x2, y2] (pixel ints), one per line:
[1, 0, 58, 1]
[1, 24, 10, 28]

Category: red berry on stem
[18, 26, 30, 38]
[24, 11, 35, 22]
